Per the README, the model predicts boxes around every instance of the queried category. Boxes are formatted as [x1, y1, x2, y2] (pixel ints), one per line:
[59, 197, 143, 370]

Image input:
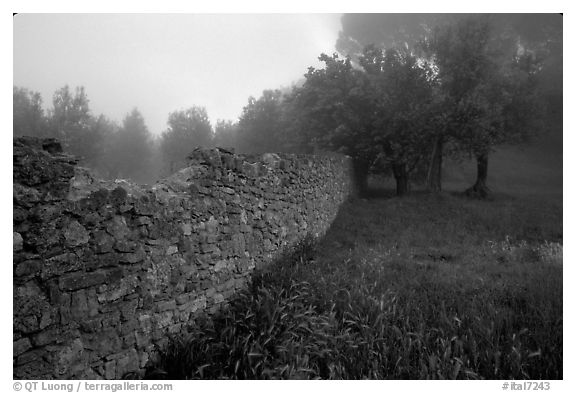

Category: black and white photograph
[10, 3, 565, 387]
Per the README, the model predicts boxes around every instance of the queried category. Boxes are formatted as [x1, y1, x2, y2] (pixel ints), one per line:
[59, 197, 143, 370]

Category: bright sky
[13, 13, 342, 135]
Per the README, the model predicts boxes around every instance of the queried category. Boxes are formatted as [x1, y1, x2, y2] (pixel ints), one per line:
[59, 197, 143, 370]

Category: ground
[148, 131, 563, 380]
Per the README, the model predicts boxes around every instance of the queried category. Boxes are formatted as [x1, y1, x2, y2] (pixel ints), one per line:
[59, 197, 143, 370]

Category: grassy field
[147, 137, 563, 380]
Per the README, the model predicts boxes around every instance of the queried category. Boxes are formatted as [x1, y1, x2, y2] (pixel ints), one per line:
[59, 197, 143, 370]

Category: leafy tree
[289, 53, 376, 195]
[501, 14, 562, 124]
[236, 89, 292, 154]
[49, 85, 92, 147]
[89, 114, 120, 178]
[160, 107, 213, 174]
[360, 46, 437, 195]
[213, 120, 239, 152]
[109, 108, 156, 183]
[336, 15, 457, 193]
[13, 86, 48, 138]
[429, 15, 542, 198]
[337, 13, 561, 194]
[46, 85, 112, 170]
[291, 49, 438, 196]
[337, 14, 458, 64]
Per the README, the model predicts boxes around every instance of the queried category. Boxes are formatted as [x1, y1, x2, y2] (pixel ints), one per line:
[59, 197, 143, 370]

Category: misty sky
[13, 13, 342, 135]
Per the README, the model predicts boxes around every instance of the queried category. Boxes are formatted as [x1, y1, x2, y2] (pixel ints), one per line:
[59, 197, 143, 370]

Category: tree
[337, 13, 561, 194]
[360, 46, 437, 195]
[290, 49, 438, 196]
[13, 87, 48, 138]
[46, 85, 112, 169]
[289, 53, 376, 195]
[160, 107, 213, 174]
[337, 14, 458, 64]
[337, 14, 459, 193]
[49, 85, 92, 147]
[213, 120, 239, 151]
[501, 14, 562, 125]
[109, 108, 155, 183]
[429, 15, 542, 198]
[236, 90, 291, 154]
[89, 114, 120, 178]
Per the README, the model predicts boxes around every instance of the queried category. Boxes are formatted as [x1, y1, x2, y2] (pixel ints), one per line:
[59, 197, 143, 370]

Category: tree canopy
[13, 87, 46, 138]
[361, 46, 438, 194]
[160, 107, 213, 174]
[427, 15, 544, 197]
[334, 13, 556, 196]
[236, 89, 292, 154]
[106, 108, 156, 183]
[213, 120, 239, 152]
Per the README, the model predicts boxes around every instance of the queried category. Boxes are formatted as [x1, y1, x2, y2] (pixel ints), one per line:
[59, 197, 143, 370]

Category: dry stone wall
[13, 137, 355, 379]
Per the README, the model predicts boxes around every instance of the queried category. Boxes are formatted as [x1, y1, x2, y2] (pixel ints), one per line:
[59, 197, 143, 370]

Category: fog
[14, 14, 342, 134]
[13, 13, 562, 195]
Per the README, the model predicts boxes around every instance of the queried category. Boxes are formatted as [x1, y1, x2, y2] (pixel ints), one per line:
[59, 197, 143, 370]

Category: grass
[147, 134, 562, 379]
[146, 189, 562, 380]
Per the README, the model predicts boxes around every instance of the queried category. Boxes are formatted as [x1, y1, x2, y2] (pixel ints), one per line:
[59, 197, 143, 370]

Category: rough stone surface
[13, 137, 355, 379]
[14, 232, 23, 252]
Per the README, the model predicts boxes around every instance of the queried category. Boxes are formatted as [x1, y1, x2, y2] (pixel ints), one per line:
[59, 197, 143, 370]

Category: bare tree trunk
[426, 136, 443, 192]
[465, 152, 490, 198]
[392, 162, 409, 196]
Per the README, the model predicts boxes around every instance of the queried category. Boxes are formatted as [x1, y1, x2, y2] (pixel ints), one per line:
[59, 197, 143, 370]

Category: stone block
[105, 360, 116, 379]
[64, 220, 89, 247]
[114, 240, 137, 252]
[181, 223, 192, 235]
[120, 299, 139, 321]
[13, 232, 23, 252]
[138, 315, 153, 333]
[14, 338, 32, 357]
[157, 299, 176, 312]
[32, 327, 60, 346]
[42, 253, 83, 280]
[123, 245, 147, 264]
[136, 216, 151, 226]
[59, 271, 107, 291]
[175, 293, 191, 305]
[156, 311, 174, 329]
[122, 333, 136, 349]
[135, 331, 150, 349]
[101, 311, 121, 329]
[200, 243, 219, 253]
[93, 230, 115, 253]
[16, 348, 49, 366]
[80, 317, 103, 333]
[139, 351, 149, 368]
[55, 338, 85, 376]
[14, 259, 42, 277]
[106, 216, 130, 240]
[120, 319, 139, 336]
[70, 289, 88, 320]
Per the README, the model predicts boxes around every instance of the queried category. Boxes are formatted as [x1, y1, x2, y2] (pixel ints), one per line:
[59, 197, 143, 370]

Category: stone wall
[13, 137, 355, 379]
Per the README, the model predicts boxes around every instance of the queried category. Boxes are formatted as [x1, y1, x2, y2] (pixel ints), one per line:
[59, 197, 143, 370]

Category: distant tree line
[14, 85, 159, 184]
[12, 84, 299, 184]
[14, 14, 561, 197]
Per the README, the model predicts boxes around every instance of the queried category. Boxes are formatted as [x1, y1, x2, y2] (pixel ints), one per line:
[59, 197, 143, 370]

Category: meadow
[147, 135, 563, 380]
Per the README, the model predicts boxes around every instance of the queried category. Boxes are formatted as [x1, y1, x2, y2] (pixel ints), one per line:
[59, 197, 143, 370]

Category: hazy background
[14, 14, 342, 134]
[12, 13, 562, 198]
